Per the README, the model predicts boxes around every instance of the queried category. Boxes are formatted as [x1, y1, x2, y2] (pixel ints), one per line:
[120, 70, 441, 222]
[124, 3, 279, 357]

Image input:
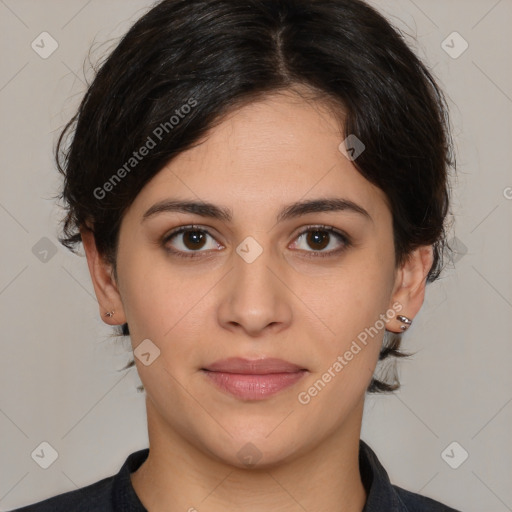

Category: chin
[199, 426, 306, 470]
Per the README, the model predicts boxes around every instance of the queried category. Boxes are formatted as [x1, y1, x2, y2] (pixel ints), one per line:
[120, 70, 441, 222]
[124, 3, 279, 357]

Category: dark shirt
[10, 439, 462, 511]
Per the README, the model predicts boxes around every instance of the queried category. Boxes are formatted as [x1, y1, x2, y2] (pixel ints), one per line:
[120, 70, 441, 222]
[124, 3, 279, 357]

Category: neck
[131, 397, 367, 512]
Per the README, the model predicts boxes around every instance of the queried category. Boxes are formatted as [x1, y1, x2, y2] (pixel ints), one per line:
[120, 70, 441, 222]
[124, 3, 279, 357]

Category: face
[109, 89, 404, 467]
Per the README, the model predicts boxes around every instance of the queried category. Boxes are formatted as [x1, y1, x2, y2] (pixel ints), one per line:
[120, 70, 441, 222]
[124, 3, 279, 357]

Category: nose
[216, 242, 293, 337]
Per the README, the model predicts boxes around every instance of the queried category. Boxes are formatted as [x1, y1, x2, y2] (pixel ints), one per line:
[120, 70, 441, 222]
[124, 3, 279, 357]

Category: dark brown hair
[54, 0, 455, 393]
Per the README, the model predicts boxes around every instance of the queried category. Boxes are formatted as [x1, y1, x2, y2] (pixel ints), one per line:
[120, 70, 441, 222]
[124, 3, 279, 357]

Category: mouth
[201, 357, 308, 401]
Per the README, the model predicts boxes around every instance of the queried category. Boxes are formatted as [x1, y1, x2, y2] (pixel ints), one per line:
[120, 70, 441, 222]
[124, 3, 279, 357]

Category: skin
[81, 87, 433, 512]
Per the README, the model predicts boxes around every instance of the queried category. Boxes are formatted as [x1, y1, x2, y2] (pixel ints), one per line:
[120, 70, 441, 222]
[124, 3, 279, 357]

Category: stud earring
[397, 315, 412, 331]
[105, 311, 114, 318]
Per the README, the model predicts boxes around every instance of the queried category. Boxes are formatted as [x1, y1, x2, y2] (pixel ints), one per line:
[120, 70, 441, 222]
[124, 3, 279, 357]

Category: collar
[359, 439, 409, 511]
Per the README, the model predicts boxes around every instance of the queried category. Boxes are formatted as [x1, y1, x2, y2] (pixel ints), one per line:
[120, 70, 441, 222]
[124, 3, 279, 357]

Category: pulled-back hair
[55, 0, 455, 393]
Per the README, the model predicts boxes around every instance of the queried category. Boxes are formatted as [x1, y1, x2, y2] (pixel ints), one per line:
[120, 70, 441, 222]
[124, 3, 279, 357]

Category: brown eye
[162, 225, 221, 258]
[292, 225, 351, 258]
[182, 230, 207, 250]
[305, 230, 330, 250]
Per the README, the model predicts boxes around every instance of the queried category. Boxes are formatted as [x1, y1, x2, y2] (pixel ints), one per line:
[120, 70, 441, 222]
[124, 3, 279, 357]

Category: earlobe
[80, 225, 127, 325]
[386, 245, 434, 333]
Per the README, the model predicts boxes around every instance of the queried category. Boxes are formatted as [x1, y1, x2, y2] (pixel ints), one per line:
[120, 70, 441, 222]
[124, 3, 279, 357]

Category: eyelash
[161, 224, 352, 260]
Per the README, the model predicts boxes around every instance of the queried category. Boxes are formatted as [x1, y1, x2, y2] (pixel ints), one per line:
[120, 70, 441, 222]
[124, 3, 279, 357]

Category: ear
[80, 225, 127, 326]
[386, 245, 434, 333]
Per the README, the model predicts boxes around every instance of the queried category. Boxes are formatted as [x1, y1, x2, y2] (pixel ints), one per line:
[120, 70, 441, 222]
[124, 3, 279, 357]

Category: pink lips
[202, 357, 307, 400]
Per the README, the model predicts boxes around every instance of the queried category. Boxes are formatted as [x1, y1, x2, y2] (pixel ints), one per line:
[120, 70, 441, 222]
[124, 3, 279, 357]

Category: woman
[13, 0, 462, 510]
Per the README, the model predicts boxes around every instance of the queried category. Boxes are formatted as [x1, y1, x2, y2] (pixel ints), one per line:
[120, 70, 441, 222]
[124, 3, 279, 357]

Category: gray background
[1, 0, 511, 510]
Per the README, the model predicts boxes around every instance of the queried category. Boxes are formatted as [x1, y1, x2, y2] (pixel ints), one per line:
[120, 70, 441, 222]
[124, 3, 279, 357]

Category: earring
[105, 311, 114, 318]
[397, 315, 412, 331]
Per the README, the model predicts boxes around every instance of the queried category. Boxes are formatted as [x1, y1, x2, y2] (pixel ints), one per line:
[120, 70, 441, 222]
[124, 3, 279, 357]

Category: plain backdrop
[1, 0, 511, 510]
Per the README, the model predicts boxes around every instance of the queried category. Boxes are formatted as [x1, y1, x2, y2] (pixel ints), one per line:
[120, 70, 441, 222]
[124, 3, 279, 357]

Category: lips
[204, 357, 305, 374]
[202, 357, 307, 400]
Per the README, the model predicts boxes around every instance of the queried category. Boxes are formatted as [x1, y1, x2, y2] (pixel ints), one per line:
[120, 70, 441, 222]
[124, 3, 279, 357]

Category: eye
[162, 224, 351, 260]
[290, 225, 351, 258]
[162, 225, 222, 258]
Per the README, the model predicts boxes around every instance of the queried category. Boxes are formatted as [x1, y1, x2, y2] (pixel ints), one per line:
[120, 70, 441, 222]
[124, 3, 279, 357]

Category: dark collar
[359, 439, 408, 511]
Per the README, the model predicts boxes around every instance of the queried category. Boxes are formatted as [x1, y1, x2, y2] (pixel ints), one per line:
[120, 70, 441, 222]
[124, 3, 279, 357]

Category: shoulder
[8, 448, 149, 512]
[393, 484, 462, 512]
[359, 439, 463, 512]
[8, 476, 115, 511]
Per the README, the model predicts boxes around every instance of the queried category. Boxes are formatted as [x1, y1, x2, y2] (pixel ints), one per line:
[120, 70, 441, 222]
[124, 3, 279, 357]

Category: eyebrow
[141, 197, 372, 224]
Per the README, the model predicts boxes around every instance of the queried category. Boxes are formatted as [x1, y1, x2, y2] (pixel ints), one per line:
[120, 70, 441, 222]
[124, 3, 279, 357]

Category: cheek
[293, 248, 395, 351]
[117, 250, 222, 368]
[116, 247, 193, 340]
[293, 263, 389, 418]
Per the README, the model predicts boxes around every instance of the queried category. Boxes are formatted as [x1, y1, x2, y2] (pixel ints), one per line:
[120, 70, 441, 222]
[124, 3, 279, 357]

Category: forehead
[125, 90, 391, 224]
